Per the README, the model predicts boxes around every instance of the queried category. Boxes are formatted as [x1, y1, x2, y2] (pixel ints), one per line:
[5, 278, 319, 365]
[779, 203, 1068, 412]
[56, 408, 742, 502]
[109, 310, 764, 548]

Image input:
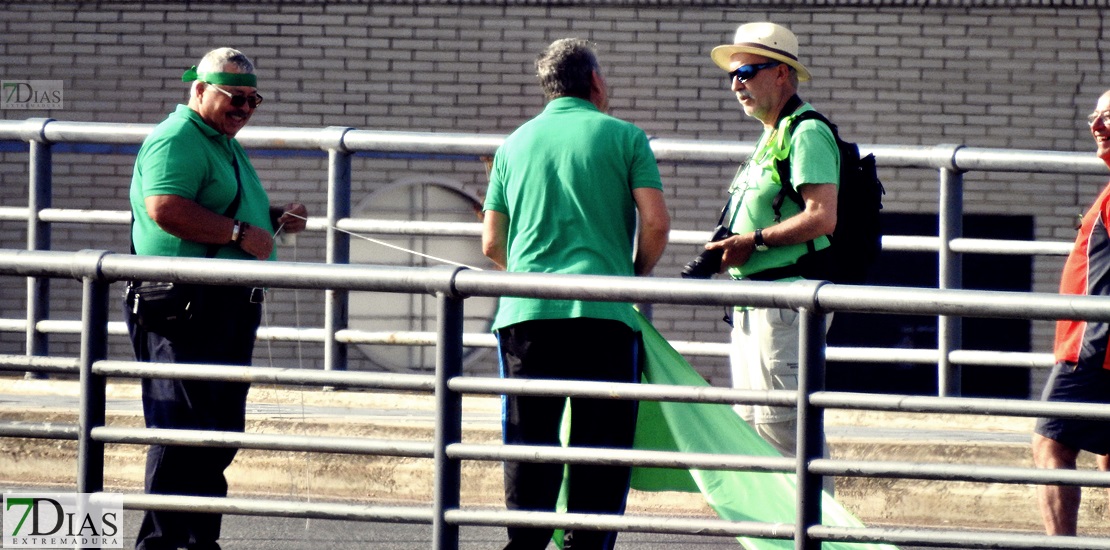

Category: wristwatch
[754, 228, 770, 252]
[230, 220, 242, 244]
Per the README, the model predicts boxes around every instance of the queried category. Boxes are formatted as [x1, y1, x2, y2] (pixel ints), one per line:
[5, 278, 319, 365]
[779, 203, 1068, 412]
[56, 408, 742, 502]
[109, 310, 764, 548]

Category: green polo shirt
[726, 103, 838, 280]
[483, 96, 663, 331]
[130, 104, 274, 260]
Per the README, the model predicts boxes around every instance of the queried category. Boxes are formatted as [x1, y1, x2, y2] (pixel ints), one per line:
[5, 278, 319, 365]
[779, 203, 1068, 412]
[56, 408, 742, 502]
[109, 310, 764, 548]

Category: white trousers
[729, 307, 833, 456]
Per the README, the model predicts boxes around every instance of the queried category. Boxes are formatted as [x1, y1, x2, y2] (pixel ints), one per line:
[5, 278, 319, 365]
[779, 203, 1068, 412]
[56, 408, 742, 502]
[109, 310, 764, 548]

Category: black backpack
[767, 110, 885, 285]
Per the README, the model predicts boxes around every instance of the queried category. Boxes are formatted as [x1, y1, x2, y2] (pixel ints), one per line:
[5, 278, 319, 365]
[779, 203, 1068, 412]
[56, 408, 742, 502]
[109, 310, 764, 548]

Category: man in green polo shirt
[481, 38, 670, 550]
[702, 23, 839, 460]
[125, 47, 308, 550]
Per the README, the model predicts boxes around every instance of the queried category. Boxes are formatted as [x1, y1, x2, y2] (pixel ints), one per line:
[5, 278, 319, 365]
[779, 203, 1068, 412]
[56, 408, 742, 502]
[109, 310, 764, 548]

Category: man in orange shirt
[1032, 89, 1110, 536]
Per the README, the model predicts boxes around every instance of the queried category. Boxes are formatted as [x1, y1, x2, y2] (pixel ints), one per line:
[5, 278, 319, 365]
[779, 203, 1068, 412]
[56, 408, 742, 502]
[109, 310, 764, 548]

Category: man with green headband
[125, 47, 308, 550]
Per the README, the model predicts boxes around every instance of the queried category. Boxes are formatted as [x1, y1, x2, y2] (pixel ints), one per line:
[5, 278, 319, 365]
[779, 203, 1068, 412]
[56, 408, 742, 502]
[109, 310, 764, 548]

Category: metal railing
[3, 249, 1110, 549]
[0, 118, 1105, 397]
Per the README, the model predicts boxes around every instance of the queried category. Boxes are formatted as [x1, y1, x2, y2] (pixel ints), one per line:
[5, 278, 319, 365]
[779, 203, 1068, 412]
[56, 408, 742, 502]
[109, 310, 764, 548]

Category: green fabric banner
[627, 311, 898, 550]
[554, 312, 898, 549]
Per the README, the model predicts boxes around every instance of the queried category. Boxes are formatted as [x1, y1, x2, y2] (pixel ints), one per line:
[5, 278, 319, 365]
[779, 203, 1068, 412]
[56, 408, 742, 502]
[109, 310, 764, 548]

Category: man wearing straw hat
[125, 47, 307, 550]
[702, 22, 839, 459]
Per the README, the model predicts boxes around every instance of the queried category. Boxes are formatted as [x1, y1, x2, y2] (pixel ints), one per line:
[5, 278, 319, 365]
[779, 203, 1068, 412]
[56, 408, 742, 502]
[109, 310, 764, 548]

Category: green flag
[552, 312, 897, 549]
[627, 311, 899, 550]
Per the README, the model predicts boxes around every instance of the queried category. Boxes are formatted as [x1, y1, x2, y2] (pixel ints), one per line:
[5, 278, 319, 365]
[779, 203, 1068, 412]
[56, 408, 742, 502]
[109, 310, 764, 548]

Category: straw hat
[710, 22, 811, 82]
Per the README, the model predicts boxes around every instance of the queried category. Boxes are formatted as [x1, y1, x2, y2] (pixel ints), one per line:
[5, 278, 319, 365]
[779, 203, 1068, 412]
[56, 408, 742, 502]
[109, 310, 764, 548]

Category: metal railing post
[75, 251, 110, 494]
[795, 306, 827, 550]
[938, 160, 965, 397]
[432, 289, 464, 550]
[24, 119, 54, 368]
[322, 127, 353, 372]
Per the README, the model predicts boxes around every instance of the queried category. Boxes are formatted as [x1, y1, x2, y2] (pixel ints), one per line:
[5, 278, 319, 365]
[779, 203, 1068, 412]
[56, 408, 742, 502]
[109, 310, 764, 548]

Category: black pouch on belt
[126, 281, 200, 334]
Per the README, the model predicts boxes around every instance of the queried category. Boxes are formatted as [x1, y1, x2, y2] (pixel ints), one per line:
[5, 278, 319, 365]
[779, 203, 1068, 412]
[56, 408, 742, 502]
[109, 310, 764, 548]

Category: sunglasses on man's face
[727, 61, 782, 84]
[207, 84, 264, 109]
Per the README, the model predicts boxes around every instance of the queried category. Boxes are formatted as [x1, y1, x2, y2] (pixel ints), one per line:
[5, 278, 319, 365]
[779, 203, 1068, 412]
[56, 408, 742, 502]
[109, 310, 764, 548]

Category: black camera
[681, 224, 734, 279]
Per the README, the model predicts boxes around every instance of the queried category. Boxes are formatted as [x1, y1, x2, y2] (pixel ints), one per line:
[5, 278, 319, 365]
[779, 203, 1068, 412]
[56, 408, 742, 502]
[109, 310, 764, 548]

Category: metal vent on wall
[349, 177, 498, 373]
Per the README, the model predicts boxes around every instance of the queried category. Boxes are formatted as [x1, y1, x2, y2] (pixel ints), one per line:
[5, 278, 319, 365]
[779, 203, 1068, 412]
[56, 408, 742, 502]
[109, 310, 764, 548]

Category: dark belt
[186, 284, 265, 304]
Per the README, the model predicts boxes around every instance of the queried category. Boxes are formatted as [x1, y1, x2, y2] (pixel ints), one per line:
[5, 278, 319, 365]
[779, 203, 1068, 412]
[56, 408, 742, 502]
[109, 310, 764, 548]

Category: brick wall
[1, 1, 1103, 388]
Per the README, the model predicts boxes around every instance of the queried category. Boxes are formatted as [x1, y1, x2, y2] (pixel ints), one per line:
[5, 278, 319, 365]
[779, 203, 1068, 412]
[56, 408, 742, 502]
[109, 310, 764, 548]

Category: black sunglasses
[727, 61, 782, 84]
[208, 84, 264, 109]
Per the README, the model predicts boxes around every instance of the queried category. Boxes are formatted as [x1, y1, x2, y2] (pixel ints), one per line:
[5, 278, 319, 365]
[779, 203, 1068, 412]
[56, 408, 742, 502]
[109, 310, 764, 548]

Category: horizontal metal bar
[1, 318, 1062, 368]
[448, 442, 794, 472]
[813, 458, 1110, 487]
[6, 119, 1106, 175]
[0, 353, 80, 374]
[810, 282, 1110, 321]
[341, 128, 504, 156]
[121, 493, 433, 523]
[3, 204, 1080, 259]
[37, 319, 128, 337]
[812, 525, 1110, 550]
[950, 237, 1071, 256]
[40, 120, 152, 145]
[815, 391, 1110, 420]
[335, 330, 496, 348]
[0, 206, 27, 221]
[337, 218, 484, 237]
[648, 137, 752, 164]
[883, 234, 940, 252]
[0, 319, 27, 332]
[949, 349, 1053, 368]
[448, 376, 796, 407]
[953, 146, 1108, 175]
[37, 208, 130, 225]
[0, 421, 79, 440]
[93, 426, 434, 458]
[446, 508, 792, 539]
[454, 269, 826, 310]
[826, 346, 936, 364]
[92, 360, 435, 391]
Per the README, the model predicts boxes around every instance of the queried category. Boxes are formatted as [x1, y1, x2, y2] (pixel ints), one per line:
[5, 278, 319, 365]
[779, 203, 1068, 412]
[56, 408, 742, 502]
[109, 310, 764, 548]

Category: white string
[269, 210, 485, 531]
[284, 227, 313, 534]
[283, 212, 483, 271]
[261, 220, 313, 533]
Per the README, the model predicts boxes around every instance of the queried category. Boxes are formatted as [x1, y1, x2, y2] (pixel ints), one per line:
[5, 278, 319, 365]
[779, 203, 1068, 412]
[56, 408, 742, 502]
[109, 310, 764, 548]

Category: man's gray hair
[535, 38, 599, 101]
[189, 47, 255, 97]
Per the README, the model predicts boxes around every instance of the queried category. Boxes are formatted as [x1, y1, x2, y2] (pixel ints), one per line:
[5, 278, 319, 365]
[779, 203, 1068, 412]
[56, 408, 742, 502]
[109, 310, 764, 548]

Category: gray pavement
[0, 483, 755, 549]
[0, 376, 1089, 548]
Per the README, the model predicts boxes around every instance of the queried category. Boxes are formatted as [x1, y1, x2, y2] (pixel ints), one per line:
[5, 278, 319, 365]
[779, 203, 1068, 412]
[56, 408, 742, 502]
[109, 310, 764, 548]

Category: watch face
[755, 229, 768, 251]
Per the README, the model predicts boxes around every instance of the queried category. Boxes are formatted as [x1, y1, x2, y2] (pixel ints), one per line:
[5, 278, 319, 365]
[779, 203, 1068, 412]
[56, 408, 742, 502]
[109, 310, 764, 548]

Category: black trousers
[124, 285, 261, 550]
[496, 318, 642, 550]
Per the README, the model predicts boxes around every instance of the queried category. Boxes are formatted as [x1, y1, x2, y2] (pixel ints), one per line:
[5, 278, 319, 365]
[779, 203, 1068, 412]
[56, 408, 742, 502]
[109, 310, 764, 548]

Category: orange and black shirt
[1056, 181, 1110, 369]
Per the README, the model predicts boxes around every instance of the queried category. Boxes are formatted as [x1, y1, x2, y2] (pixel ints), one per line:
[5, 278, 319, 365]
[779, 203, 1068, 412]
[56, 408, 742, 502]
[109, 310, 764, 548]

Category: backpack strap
[772, 109, 837, 221]
[772, 109, 838, 258]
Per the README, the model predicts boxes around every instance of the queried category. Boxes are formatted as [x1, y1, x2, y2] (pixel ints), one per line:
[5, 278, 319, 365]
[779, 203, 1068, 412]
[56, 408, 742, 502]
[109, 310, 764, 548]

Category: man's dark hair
[535, 38, 599, 101]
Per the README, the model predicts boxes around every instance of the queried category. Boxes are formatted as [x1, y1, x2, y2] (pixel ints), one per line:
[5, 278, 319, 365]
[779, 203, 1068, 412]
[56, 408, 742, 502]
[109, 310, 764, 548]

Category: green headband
[181, 65, 257, 87]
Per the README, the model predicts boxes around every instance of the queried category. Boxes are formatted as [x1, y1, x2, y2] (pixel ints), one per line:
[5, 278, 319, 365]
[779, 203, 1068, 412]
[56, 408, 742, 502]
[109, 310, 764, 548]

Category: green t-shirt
[483, 96, 663, 332]
[130, 104, 275, 261]
[726, 104, 839, 279]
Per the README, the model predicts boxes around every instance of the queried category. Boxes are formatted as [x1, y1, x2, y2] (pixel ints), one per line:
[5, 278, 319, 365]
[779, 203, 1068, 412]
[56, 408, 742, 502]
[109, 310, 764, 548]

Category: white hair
[188, 47, 255, 98]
